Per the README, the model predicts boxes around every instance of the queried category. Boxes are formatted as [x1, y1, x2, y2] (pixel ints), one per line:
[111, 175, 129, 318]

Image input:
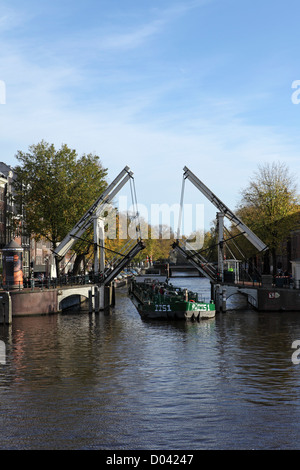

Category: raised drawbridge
[53, 166, 145, 308]
[172, 166, 269, 310]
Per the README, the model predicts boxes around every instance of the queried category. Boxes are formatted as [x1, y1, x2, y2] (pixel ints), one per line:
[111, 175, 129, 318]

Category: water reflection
[0, 279, 300, 449]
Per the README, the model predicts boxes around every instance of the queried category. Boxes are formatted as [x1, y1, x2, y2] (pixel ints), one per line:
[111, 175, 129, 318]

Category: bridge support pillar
[89, 285, 102, 313]
[217, 212, 224, 283]
[214, 284, 220, 312]
[95, 286, 100, 312]
[211, 283, 227, 312]
[105, 282, 115, 307]
[89, 289, 93, 313]
[99, 285, 104, 310]
[222, 288, 227, 312]
[89, 284, 114, 313]
[0, 292, 12, 324]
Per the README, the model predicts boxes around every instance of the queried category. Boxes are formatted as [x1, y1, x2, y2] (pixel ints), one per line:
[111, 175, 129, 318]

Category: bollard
[88, 289, 93, 313]
[0, 292, 12, 324]
[214, 284, 220, 312]
[222, 288, 227, 312]
[94, 286, 99, 313]
[111, 282, 115, 307]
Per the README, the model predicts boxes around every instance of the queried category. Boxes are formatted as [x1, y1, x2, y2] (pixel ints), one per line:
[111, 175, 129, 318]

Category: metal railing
[1, 273, 103, 291]
[273, 276, 298, 289]
[221, 273, 300, 290]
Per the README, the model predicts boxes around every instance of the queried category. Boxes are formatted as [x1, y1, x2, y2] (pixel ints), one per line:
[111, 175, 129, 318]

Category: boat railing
[132, 279, 210, 303]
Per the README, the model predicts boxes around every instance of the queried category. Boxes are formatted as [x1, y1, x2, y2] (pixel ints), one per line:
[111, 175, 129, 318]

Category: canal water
[1, 276, 300, 450]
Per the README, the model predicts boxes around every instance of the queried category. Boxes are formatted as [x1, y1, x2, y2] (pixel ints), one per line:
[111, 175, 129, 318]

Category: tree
[237, 161, 300, 273]
[13, 140, 108, 275]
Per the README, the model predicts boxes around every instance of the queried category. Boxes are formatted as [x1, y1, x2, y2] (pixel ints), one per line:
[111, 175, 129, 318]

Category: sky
[1, 0, 300, 236]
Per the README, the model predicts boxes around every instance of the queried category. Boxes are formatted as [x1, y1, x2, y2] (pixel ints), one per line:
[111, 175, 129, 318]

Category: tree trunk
[72, 253, 86, 275]
[271, 247, 277, 275]
[263, 251, 270, 274]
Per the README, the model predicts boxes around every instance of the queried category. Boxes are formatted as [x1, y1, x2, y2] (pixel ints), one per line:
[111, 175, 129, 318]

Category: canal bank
[2, 272, 300, 325]
[209, 272, 300, 313]
[0, 281, 117, 323]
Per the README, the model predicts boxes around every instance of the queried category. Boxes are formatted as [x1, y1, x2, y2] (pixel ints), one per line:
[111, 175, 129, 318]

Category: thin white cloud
[56, 0, 213, 56]
[0, 0, 299, 232]
[0, 5, 33, 33]
[97, 19, 165, 51]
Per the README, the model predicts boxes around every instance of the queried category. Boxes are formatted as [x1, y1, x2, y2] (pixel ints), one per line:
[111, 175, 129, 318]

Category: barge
[129, 278, 215, 321]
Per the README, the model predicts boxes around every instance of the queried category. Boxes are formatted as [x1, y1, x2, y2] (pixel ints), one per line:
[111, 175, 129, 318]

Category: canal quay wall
[0, 282, 117, 324]
[247, 274, 300, 311]
[214, 275, 300, 312]
[1, 275, 300, 324]
[256, 286, 300, 311]
[10, 289, 58, 317]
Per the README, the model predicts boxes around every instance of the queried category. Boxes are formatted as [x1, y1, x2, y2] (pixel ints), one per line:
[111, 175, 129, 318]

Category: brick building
[0, 163, 31, 277]
[0, 162, 59, 280]
[0, 171, 7, 247]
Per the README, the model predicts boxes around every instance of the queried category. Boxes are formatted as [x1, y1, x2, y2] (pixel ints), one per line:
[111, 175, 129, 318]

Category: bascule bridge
[172, 166, 270, 312]
[2, 165, 299, 323]
[53, 166, 145, 311]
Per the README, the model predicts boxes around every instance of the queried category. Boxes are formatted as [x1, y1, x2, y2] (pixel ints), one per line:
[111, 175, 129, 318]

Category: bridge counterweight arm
[53, 166, 133, 259]
[172, 240, 217, 282]
[103, 240, 145, 285]
[183, 166, 268, 253]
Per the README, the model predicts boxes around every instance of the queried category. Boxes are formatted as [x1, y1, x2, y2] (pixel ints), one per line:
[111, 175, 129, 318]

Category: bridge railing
[273, 276, 298, 289]
[220, 273, 300, 290]
[2, 273, 103, 291]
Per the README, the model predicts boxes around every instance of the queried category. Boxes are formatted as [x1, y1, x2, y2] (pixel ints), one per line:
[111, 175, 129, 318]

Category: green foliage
[236, 162, 300, 270]
[105, 215, 175, 264]
[13, 140, 108, 253]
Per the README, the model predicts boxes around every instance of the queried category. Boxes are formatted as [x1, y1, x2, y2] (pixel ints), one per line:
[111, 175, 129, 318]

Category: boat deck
[129, 278, 215, 321]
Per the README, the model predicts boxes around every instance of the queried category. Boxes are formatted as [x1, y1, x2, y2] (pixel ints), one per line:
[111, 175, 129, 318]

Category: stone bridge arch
[57, 285, 92, 311]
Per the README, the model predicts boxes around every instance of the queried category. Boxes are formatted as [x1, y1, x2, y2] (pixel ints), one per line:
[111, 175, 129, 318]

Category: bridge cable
[129, 176, 142, 241]
[55, 229, 95, 274]
[52, 233, 130, 259]
[177, 176, 185, 240]
[224, 227, 247, 260]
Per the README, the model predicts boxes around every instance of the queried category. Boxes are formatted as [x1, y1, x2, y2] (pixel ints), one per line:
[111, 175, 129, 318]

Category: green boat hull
[129, 279, 216, 321]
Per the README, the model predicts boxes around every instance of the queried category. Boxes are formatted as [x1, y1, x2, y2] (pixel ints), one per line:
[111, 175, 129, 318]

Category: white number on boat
[155, 304, 171, 312]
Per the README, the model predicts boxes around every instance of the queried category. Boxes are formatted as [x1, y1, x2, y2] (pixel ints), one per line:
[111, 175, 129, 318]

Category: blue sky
[0, 0, 300, 233]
